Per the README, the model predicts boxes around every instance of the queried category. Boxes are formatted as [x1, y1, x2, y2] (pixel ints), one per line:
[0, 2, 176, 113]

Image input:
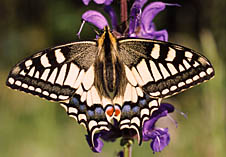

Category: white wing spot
[159, 63, 170, 79]
[131, 86, 138, 103]
[178, 82, 185, 87]
[20, 70, 26, 76]
[167, 63, 178, 75]
[149, 100, 159, 108]
[48, 68, 58, 84]
[124, 83, 132, 102]
[206, 68, 213, 75]
[136, 87, 143, 97]
[8, 77, 15, 84]
[91, 86, 101, 104]
[55, 49, 66, 64]
[150, 44, 160, 59]
[73, 69, 85, 89]
[86, 90, 93, 107]
[179, 64, 185, 72]
[50, 93, 57, 99]
[120, 119, 130, 125]
[170, 85, 177, 91]
[186, 79, 193, 84]
[15, 80, 22, 86]
[185, 51, 193, 58]
[35, 88, 42, 93]
[82, 66, 95, 90]
[193, 61, 200, 67]
[137, 59, 153, 84]
[165, 47, 176, 61]
[81, 92, 87, 102]
[25, 60, 32, 67]
[162, 89, 169, 95]
[125, 65, 137, 86]
[88, 120, 97, 131]
[64, 63, 79, 88]
[183, 59, 191, 69]
[28, 66, 35, 77]
[34, 71, 40, 79]
[78, 114, 87, 122]
[69, 107, 78, 114]
[140, 108, 149, 118]
[42, 91, 49, 96]
[193, 75, 199, 81]
[150, 60, 162, 81]
[199, 71, 206, 78]
[55, 64, 67, 85]
[28, 86, 35, 91]
[40, 54, 51, 68]
[132, 67, 144, 86]
[149, 91, 160, 97]
[59, 95, 69, 100]
[75, 85, 83, 95]
[131, 117, 140, 127]
[41, 69, 50, 81]
[22, 83, 28, 89]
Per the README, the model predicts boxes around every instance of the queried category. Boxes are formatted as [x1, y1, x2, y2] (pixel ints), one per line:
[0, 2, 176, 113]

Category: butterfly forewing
[6, 41, 98, 101]
[118, 38, 215, 98]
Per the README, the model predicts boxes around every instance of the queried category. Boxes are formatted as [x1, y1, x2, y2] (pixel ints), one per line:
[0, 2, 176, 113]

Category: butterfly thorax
[94, 27, 127, 99]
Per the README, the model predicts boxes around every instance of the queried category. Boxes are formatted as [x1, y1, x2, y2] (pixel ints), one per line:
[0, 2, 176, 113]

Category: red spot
[115, 108, 121, 116]
[106, 107, 114, 117]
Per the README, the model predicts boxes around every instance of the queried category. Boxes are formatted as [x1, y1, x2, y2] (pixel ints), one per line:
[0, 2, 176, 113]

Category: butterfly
[6, 26, 214, 147]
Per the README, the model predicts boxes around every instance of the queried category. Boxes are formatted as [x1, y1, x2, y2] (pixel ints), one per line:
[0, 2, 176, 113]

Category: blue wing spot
[71, 97, 79, 106]
[87, 110, 95, 117]
[122, 105, 131, 113]
[95, 107, 104, 115]
[79, 104, 86, 111]
[139, 99, 147, 107]
[132, 106, 140, 113]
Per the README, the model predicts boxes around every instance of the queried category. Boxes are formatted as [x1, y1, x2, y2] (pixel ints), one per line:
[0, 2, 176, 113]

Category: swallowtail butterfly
[6, 26, 214, 147]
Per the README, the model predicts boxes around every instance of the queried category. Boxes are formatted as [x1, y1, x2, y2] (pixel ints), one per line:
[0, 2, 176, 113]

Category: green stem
[121, 138, 133, 157]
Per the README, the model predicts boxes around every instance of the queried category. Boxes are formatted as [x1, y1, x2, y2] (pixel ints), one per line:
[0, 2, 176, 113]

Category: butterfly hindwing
[6, 41, 98, 101]
[118, 38, 215, 98]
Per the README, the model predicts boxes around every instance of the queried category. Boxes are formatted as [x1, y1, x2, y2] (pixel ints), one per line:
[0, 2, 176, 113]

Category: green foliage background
[0, 0, 225, 156]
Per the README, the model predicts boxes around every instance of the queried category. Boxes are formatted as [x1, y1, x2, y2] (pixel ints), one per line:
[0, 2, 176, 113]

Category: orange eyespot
[106, 106, 114, 117]
[114, 107, 121, 116]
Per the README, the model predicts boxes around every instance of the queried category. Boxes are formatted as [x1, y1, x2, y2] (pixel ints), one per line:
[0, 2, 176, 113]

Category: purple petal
[141, 2, 167, 33]
[141, 2, 180, 38]
[143, 110, 168, 141]
[143, 103, 174, 140]
[82, 0, 91, 5]
[104, 5, 117, 29]
[94, 0, 105, 4]
[150, 128, 170, 153]
[82, 10, 109, 30]
[85, 133, 104, 153]
[129, 0, 148, 35]
[93, 0, 113, 5]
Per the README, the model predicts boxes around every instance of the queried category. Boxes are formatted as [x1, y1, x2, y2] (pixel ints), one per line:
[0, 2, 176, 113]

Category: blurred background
[0, 0, 225, 156]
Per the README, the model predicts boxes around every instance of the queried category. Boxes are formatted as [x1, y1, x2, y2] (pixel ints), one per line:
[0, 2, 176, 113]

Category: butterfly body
[6, 26, 214, 147]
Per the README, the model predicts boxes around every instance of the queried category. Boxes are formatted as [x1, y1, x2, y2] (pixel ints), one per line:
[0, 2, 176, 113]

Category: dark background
[0, 0, 225, 156]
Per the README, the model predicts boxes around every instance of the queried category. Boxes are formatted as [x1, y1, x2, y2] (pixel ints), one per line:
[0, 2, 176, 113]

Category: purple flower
[82, 0, 113, 6]
[143, 103, 174, 153]
[129, 1, 180, 41]
[79, 1, 179, 41]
